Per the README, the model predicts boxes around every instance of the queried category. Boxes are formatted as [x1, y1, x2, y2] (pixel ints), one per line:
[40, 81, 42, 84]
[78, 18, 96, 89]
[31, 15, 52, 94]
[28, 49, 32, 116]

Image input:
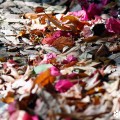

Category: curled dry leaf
[45, 14, 70, 31]
[61, 15, 90, 31]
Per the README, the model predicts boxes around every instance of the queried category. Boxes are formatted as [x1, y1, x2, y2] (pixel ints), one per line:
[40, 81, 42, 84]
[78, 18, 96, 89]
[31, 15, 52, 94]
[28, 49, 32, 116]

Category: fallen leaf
[52, 36, 74, 51]
[61, 15, 90, 30]
[34, 69, 56, 87]
[1, 92, 14, 104]
[45, 14, 70, 30]
[83, 36, 100, 42]
[94, 44, 110, 58]
[35, 7, 45, 13]
[30, 29, 43, 36]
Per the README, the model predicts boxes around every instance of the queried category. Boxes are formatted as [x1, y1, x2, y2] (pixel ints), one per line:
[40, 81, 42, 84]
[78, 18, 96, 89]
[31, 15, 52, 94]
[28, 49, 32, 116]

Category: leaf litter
[0, 1, 120, 120]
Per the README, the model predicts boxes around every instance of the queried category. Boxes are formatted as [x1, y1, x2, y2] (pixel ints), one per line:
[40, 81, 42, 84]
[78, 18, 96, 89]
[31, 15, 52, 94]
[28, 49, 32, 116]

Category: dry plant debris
[0, 0, 120, 120]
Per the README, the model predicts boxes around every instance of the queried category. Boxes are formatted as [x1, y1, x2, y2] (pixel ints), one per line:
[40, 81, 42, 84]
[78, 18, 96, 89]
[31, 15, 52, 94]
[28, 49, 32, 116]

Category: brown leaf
[61, 15, 90, 30]
[45, 14, 70, 30]
[92, 96, 100, 105]
[30, 29, 43, 36]
[35, 7, 45, 13]
[94, 44, 110, 58]
[83, 36, 100, 42]
[19, 30, 26, 37]
[34, 69, 56, 87]
[62, 61, 77, 68]
[52, 36, 74, 51]
[1, 92, 14, 104]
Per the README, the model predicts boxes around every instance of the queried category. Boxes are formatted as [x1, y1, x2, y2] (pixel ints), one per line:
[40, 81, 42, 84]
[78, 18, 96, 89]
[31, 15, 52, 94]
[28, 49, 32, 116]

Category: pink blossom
[67, 55, 77, 62]
[55, 79, 74, 93]
[23, 113, 39, 120]
[105, 18, 120, 34]
[62, 55, 77, 64]
[67, 73, 77, 79]
[68, 10, 88, 21]
[8, 102, 16, 114]
[87, 3, 102, 19]
[46, 53, 56, 60]
[50, 66, 61, 76]
[9, 110, 39, 120]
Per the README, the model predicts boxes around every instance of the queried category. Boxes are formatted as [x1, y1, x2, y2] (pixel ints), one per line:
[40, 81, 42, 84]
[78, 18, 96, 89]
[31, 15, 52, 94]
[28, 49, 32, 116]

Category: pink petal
[50, 66, 61, 76]
[105, 18, 120, 34]
[68, 10, 88, 21]
[55, 79, 74, 93]
[8, 101, 16, 114]
[23, 112, 39, 120]
[66, 55, 77, 62]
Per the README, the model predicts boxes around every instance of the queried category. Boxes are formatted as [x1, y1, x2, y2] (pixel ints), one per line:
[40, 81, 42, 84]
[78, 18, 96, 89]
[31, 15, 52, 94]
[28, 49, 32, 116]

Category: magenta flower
[66, 55, 77, 62]
[62, 55, 77, 64]
[50, 66, 61, 76]
[23, 112, 39, 120]
[55, 79, 74, 93]
[8, 102, 16, 114]
[105, 18, 120, 34]
[46, 53, 56, 60]
[9, 110, 39, 120]
[68, 10, 88, 21]
[87, 3, 102, 19]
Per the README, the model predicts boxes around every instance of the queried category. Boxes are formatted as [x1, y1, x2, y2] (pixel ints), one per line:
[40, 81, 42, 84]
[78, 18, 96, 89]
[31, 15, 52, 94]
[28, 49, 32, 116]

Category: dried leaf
[1, 92, 14, 104]
[94, 44, 110, 58]
[83, 36, 100, 42]
[30, 29, 43, 36]
[62, 15, 90, 30]
[52, 36, 74, 51]
[19, 30, 26, 37]
[45, 14, 70, 30]
[35, 7, 45, 13]
[62, 61, 77, 68]
[34, 69, 56, 87]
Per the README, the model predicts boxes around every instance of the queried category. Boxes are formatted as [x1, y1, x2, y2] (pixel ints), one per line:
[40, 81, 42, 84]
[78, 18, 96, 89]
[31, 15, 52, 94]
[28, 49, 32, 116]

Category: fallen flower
[55, 79, 74, 93]
[9, 110, 39, 120]
[68, 10, 88, 21]
[87, 3, 102, 20]
[50, 66, 61, 76]
[105, 17, 120, 34]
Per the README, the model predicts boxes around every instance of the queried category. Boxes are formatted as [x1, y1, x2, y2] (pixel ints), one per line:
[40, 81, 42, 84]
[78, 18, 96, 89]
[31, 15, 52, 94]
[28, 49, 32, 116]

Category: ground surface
[0, 0, 120, 120]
